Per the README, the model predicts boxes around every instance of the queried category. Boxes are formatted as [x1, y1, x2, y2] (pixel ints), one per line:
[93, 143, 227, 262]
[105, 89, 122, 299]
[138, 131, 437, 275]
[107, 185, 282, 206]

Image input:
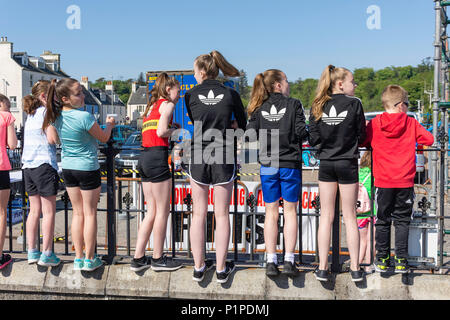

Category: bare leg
[150, 179, 172, 259]
[134, 182, 156, 259]
[339, 183, 360, 271]
[189, 180, 209, 270]
[0, 189, 10, 255]
[81, 187, 101, 260]
[26, 195, 42, 251]
[41, 195, 57, 253]
[66, 187, 84, 260]
[283, 201, 298, 254]
[264, 202, 279, 255]
[213, 182, 233, 271]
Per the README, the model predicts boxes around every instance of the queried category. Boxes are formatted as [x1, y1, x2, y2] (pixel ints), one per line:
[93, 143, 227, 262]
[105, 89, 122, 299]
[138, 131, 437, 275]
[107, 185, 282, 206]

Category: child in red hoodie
[365, 85, 434, 273]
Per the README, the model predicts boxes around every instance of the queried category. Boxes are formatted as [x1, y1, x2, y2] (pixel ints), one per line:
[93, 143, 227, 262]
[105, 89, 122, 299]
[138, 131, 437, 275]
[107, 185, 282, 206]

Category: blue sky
[0, 0, 436, 84]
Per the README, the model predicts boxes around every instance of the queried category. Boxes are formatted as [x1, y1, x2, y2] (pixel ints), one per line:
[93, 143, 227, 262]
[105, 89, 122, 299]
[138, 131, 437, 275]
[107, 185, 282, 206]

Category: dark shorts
[0, 171, 10, 190]
[137, 147, 171, 183]
[24, 164, 59, 197]
[186, 163, 235, 186]
[319, 159, 359, 184]
[62, 169, 101, 190]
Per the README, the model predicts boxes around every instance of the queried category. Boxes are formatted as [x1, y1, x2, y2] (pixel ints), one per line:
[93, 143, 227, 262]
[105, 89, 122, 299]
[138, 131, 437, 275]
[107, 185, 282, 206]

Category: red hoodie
[365, 112, 434, 188]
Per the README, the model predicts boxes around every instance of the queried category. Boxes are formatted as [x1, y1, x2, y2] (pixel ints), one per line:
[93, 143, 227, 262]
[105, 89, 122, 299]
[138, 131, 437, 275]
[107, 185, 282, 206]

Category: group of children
[0, 51, 434, 285]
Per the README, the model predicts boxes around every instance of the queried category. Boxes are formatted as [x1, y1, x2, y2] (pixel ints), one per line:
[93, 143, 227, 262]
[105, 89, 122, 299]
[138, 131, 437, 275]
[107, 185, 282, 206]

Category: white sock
[44, 251, 52, 257]
[195, 264, 206, 272]
[285, 253, 295, 264]
[267, 253, 278, 265]
[28, 248, 38, 254]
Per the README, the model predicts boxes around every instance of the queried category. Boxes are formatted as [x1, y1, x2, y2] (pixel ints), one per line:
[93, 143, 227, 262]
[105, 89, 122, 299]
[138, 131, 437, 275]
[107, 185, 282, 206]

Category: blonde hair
[360, 150, 372, 168]
[381, 85, 408, 110]
[143, 73, 180, 118]
[23, 80, 51, 115]
[311, 65, 351, 120]
[195, 50, 241, 79]
[247, 69, 285, 116]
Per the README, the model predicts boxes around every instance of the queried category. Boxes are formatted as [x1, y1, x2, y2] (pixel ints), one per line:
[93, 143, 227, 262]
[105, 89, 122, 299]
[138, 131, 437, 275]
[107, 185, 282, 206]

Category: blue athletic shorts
[260, 166, 301, 203]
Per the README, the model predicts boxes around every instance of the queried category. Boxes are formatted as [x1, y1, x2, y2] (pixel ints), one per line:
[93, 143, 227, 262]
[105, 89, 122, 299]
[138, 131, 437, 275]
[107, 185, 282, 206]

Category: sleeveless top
[142, 99, 172, 148]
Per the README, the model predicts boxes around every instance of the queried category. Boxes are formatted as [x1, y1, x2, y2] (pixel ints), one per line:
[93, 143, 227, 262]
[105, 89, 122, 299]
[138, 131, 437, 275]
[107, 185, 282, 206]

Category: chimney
[81, 76, 90, 90]
[132, 82, 137, 93]
[105, 81, 113, 92]
[0, 36, 13, 60]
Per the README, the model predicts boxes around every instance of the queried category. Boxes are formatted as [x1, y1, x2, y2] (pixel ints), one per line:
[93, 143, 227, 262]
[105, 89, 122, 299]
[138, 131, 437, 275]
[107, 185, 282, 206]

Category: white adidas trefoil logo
[262, 105, 286, 122]
[199, 90, 224, 106]
[322, 106, 348, 126]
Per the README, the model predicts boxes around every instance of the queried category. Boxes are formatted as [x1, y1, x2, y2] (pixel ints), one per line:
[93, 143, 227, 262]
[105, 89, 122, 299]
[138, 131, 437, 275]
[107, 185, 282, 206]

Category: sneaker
[28, 251, 42, 264]
[394, 256, 410, 274]
[216, 261, 236, 284]
[130, 256, 151, 272]
[350, 268, 364, 282]
[82, 256, 103, 272]
[38, 252, 61, 267]
[73, 258, 84, 271]
[193, 260, 214, 282]
[266, 262, 280, 277]
[374, 255, 390, 273]
[282, 261, 299, 277]
[151, 254, 183, 272]
[0, 254, 12, 270]
[314, 268, 329, 282]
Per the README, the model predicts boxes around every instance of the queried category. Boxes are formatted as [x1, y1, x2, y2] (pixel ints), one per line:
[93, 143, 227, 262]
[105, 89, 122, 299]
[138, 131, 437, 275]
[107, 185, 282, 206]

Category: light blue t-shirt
[54, 109, 99, 171]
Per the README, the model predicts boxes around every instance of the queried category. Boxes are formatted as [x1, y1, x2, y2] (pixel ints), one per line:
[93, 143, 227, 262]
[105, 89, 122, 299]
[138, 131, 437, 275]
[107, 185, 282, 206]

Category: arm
[245, 111, 259, 142]
[185, 92, 194, 123]
[308, 114, 321, 147]
[89, 118, 115, 143]
[45, 125, 60, 145]
[7, 123, 17, 150]
[416, 120, 434, 146]
[356, 100, 367, 146]
[361, 120, 373, 148]
[232, 90, 247, 130]
[295, 100, 308, 142]
[157, 101, 177, 138]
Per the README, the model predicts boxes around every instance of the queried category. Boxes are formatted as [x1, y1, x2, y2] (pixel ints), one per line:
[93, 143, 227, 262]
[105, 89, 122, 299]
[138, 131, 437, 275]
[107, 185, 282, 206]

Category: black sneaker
[374, 255, 390, 273]
[282, 261, 299, 277]
[216, 261, 236, 284]
[350, 268, 364, 282]
[130, 256, 151, 272]
[394, 256, 410, 274]
[266, 262, 280, 277]
[0, 254, 12, 270]
[151, 254, 183, 272]
[193, 260, 214, 282]
[314, 268, 329, 282]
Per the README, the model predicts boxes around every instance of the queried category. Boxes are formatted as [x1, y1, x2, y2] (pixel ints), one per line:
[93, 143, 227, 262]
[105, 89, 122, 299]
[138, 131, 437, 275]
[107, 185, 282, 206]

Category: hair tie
[329, 65, 335, 72]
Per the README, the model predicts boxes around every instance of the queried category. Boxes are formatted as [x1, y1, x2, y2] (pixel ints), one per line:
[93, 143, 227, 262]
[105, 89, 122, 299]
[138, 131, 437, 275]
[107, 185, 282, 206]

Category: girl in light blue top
[43, 78, 115, 272]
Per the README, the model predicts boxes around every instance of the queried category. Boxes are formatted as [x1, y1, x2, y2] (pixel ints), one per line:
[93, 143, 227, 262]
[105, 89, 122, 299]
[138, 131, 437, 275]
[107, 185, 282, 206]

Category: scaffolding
[432, 1, 450, 272]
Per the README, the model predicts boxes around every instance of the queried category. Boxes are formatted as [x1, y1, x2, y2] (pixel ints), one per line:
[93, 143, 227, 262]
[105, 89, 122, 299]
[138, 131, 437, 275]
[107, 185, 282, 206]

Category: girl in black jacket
[247, 69, 308, 277]
[309, 65, 366, 282]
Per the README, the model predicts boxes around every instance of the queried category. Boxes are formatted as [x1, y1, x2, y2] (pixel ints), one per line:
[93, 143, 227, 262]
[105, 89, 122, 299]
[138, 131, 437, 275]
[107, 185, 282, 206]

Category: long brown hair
[23, 80, 51, 115]
[195, 50, 241, 79]
[43, 78, 78, 131]
[247, 69, 285, 116]
[360, 150, 372, 168]
[143, 73, 180, 118]
[311, 65, 350, 120]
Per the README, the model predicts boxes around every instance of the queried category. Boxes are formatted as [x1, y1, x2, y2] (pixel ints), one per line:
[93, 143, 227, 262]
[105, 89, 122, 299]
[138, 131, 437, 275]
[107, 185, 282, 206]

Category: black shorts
[319, 159, 359, 184]
[186, 163, 235, 186]
[0, 171, 10, 190]
[62, 169, 101, 190]
[137, 147, 171, 183]
[24, 164, 59, 197]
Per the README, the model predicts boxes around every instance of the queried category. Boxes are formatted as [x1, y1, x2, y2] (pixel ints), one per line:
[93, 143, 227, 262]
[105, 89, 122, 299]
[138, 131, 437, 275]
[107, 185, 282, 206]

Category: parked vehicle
[99, 125, 136, 146]
[115, 131, 141, 170]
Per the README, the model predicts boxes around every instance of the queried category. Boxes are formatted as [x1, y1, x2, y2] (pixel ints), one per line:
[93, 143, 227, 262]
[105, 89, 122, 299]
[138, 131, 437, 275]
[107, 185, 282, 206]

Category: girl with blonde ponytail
[22, 80, 61, 267]
[185, 50, 246, 283]
[247, 69, 308, 277]
[309, 65, 366, 283]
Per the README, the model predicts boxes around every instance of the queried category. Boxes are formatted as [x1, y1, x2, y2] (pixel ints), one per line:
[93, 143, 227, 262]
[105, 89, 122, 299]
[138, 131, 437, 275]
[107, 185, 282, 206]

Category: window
[9, 97, 17, 109]
[30, 75, 33, 87]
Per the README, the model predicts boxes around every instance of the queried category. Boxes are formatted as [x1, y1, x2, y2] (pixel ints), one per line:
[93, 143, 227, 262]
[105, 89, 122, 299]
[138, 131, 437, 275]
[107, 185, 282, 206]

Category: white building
[0, 37, 70, 127]
[127, 82, 147, 128]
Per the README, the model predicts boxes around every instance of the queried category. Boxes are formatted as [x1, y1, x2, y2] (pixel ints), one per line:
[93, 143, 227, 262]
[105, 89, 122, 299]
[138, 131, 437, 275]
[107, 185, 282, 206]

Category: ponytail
[195, 50, 241, 80]
[143, 72, 180, 118]
[43, 78, 78, 131]
[247, 69, 285, 117]
[24, 80, 51, 115]
[311, 65, 350, 120]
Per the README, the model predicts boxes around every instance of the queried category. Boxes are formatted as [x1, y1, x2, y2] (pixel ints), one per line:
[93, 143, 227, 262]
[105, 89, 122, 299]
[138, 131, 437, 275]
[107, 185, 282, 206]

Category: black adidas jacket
[246, 93, 308, 169]
[185, 79, 247, 160]
[308, 94, 366, 160]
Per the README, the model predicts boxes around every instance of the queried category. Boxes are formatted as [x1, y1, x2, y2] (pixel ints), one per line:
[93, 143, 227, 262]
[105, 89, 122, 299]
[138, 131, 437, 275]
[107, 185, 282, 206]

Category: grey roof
[13, 53, 70, 78]
[91, 88, 125, 107]
[127, 86, 147, 105]
[82, 87, 100, 106]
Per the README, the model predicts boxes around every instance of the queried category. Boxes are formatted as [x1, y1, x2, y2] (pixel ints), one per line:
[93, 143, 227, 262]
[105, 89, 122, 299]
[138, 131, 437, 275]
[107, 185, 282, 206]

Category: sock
[195, 264, 206, 273]
[44, 251, 52, 257]
[267, 253, 278, 265]
[28, 248, 38, 254]
[285, 253, 295, 264]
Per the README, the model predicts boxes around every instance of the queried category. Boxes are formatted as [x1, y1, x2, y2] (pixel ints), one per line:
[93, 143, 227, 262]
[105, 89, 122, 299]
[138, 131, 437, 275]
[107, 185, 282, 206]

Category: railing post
[438, 123, 448, 270]
[62, 191, 70, 255]
[233, 137, 238, 262]
[331, 190, 341, 273]
[100, 137, 119, 265]
[171, 142, 176, 258]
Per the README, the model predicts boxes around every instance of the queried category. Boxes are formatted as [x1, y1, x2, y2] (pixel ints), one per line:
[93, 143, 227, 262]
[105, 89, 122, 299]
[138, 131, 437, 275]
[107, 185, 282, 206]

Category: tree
[238, 69, 250, 100]
[137, 72, 145, 85]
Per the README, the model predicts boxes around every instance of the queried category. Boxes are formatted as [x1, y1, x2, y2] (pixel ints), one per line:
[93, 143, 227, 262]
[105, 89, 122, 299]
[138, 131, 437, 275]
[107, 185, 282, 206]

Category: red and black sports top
[142, 99, 172, 148]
